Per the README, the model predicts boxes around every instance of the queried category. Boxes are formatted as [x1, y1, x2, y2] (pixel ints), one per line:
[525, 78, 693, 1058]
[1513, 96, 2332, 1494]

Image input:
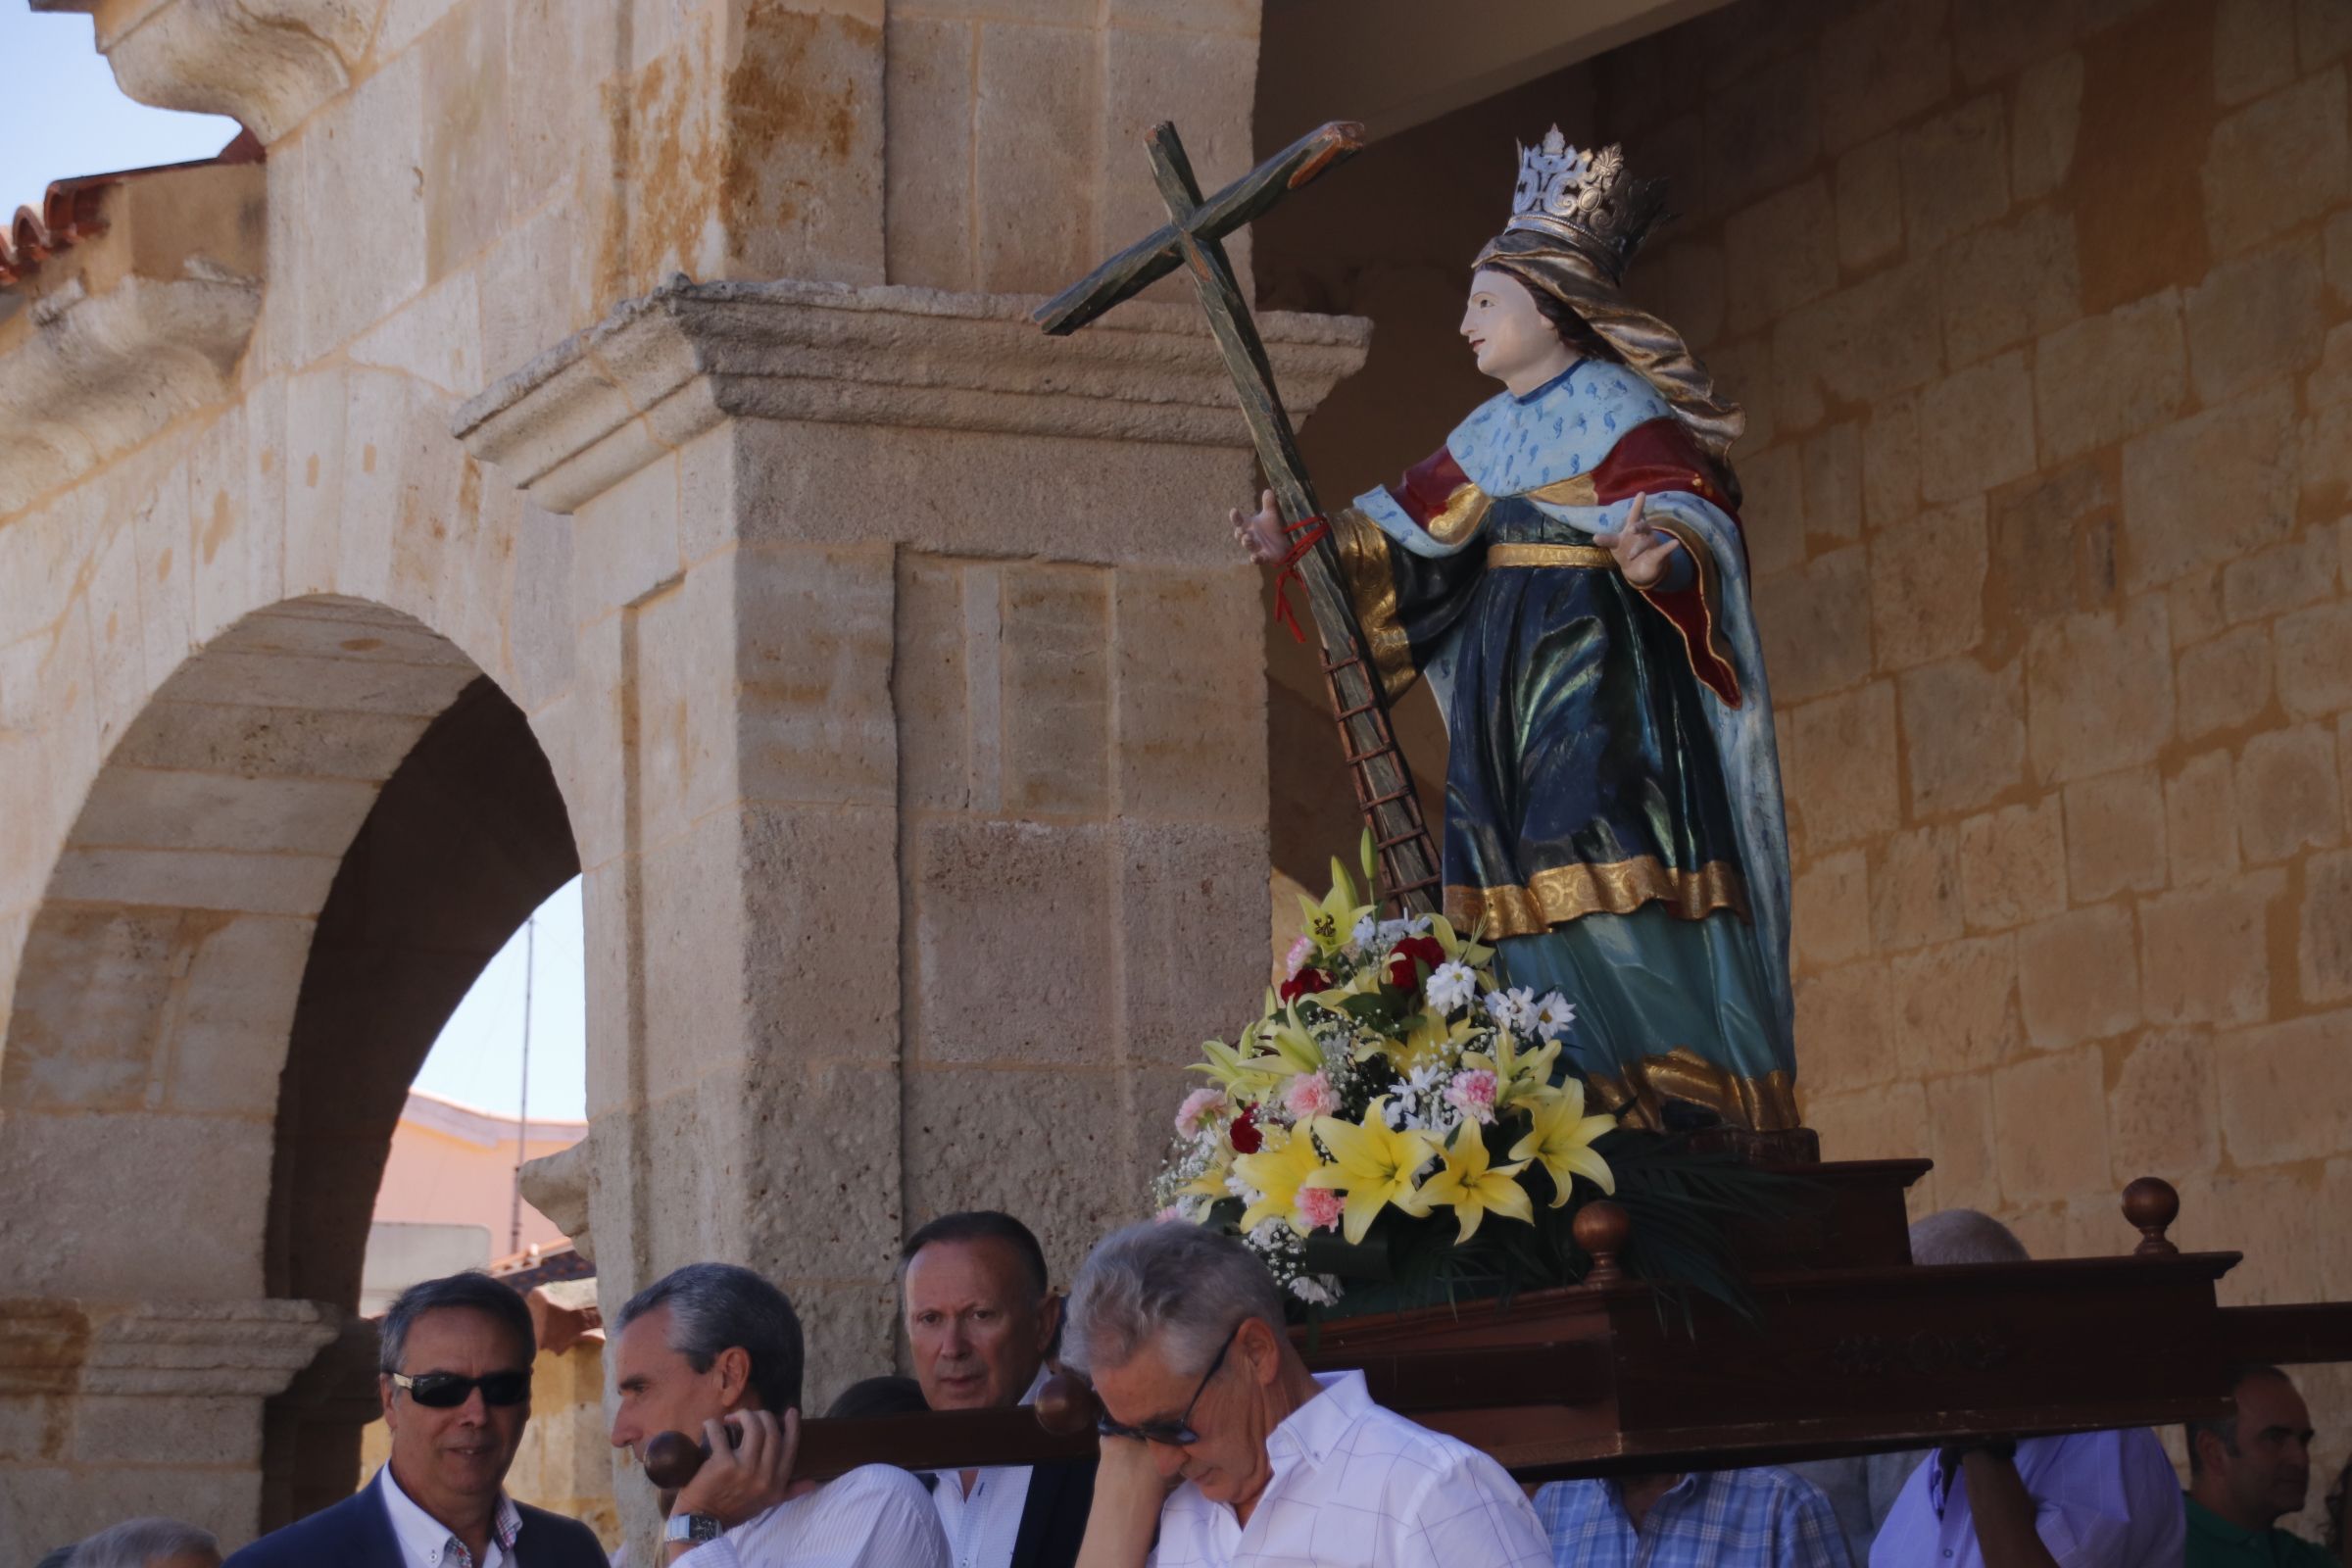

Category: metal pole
[509, 913, 536, 1255]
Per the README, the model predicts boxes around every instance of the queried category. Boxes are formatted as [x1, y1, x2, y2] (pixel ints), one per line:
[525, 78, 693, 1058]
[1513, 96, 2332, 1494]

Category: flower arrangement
[1152, 836, 1625, 1310]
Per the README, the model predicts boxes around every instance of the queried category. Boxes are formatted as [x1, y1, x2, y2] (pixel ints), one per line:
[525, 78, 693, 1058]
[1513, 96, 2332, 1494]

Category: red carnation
[1279, 966, 1333, 1004]
[1229, 1104, 1262, 1153]
[1388, 935, 1446, 991]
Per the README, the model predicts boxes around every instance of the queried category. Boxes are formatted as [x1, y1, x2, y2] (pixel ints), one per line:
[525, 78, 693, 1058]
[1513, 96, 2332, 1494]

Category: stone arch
[0, 592, 577, 1540]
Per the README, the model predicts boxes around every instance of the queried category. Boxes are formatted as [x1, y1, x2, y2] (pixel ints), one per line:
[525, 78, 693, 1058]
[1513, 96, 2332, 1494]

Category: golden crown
[1505, 127, 1668, 278]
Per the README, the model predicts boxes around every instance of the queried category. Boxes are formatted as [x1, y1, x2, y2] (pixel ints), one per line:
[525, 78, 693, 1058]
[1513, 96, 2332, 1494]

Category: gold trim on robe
[1333, 509, 1419, 701]
[1424, 482, 1494, 547]
[1487, 542, 1619, 569]
[1445, 856, 1749, 938]
[1587, 1047, 1801, 1133]
[1634, 513, 1743, 709]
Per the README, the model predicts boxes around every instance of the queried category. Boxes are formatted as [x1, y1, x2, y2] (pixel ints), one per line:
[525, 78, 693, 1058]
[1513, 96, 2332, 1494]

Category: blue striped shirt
[1533, 1467, 1853, 1568]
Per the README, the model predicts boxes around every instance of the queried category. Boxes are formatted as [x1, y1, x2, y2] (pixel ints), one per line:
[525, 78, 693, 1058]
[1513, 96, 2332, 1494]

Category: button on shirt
[378, 1462, 522, 1568]
[2183, 1494, 2337, 1567]
[1533, 1467, 1853, 1567]
[1867, 1430, 2185, 1568]
[928, 1367, 1045, 1568]
[1147, 1369, 1552, 1568]
[679, 1461, 950, 1568]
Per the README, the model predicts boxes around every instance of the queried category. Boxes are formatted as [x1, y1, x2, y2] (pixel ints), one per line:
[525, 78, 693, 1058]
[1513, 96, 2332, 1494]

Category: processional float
[650, 120, 2352, 1489]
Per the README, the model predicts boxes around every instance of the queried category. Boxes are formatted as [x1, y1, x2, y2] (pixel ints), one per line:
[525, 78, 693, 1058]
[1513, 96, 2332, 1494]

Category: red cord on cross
[1270, 514, 1328, 643]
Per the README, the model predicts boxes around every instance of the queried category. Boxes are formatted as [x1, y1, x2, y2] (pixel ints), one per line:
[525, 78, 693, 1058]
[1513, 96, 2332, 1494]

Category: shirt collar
[1264, 1369, 1370, 1471]
[377, 1462, 521, 1565]
[1020, 1363, 1053, 1404]
[2183, 1493, 2269, 1546]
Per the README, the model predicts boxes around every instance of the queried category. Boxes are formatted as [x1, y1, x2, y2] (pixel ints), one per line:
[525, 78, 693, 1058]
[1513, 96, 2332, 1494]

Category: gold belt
[1488, 542, 1618, 569]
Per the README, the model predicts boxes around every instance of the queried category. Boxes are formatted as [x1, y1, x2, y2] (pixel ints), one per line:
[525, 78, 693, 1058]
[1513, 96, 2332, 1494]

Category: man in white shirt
[609, 1263, 949, 1568]
[903, 1211, 1094, 1568]
[1060, 1222, 1552, 1568]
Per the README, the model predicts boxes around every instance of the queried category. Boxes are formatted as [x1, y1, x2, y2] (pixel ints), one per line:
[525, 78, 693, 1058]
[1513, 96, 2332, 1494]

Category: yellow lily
[1428, 912, 1495, 970]
[1507, 1079, 1617, 1204]
[1464, 1028, 1564, 1113]
[1262, 1005, 1326, 1076]
[1297, 854, 1374, 958]
[1235, 1125, 1329, 1235]
[1177, 1152, 1233, 1202]
[1302, 1100, 1436, 1245]
[1420, 1126, 1534, 1244]
[1384, 1007, 1484, 1075]
[1193, 1037, 1286, 1096]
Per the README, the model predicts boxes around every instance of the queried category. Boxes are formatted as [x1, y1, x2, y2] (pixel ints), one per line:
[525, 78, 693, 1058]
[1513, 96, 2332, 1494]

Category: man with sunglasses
[1061, 1222, 1551, 1567]
[225, 1272, 609, 1567]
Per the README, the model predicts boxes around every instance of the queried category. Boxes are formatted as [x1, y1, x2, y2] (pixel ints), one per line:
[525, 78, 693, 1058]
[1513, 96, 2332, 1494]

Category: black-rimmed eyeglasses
[390, 1369, 532, 1408]
[1096, 1321, 1242, 1446]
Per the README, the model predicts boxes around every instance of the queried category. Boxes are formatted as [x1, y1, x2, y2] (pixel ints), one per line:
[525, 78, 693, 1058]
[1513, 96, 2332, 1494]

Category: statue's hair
[1061, 1222, 1283, 1378]
[1907, 1208, 2032, 1267]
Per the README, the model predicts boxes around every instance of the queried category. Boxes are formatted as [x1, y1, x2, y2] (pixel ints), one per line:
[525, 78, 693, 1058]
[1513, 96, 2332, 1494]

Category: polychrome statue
[1236, 131, 1795, 1135]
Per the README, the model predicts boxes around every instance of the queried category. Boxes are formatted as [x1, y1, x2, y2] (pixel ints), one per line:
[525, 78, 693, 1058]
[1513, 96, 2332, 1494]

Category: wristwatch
[664, 1514, 724, 1545]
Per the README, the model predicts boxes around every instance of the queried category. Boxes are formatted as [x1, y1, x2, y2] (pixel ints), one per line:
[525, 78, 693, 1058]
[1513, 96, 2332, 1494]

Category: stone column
[459, 277, 1366, 1390]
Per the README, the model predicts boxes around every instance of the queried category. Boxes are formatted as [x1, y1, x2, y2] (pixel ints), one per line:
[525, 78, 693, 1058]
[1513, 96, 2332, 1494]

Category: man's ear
[378, 1373, 400, 1430]
[715, 1346, 756, 1409]
[1238, 1317, 1284, 1385]
[1035, 1292, 1064, 1357]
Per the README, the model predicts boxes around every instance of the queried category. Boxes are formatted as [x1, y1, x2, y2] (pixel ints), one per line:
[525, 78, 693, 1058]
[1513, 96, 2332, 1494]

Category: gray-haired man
[67, 1518, 220, 1568]
[607, 1262, 948, 1567]
[1065, 1222, 1551, 1568]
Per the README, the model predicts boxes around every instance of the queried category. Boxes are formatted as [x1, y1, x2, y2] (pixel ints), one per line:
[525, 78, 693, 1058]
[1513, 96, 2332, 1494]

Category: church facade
[1, 0, 2348, 1555]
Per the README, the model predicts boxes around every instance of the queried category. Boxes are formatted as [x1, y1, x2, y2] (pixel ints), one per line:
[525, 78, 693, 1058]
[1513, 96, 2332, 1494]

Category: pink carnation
[1153, 1204, 1185, 1224]
[1297, 1186, 1344, 1233]
[1446, 1069, 1499, 1124]
[1282, 1071, 1339, 1123]
[1175, 1087, 1229, 1139]
[1284, 934, 1317, 978]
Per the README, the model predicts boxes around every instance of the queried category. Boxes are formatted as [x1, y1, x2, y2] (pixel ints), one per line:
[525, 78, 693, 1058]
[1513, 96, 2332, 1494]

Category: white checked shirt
[928, 1367, 1046, 1568]
[378, 1462, 522, 1568]
[1147, 1370, 1552, 1568]
[679, 1461, 951, 1568]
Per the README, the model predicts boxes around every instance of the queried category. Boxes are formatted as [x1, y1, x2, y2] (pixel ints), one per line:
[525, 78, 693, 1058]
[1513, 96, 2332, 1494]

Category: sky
[4, 3, 590, 1122]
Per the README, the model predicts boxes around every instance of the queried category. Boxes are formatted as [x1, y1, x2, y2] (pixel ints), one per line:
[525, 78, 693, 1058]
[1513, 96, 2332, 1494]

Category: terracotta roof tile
[1, 126, 262, 289]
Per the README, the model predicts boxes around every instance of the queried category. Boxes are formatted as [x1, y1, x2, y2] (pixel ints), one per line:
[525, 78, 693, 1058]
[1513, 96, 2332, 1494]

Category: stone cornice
[34, 0, 375, 144]
[0, 1298, 339, 1398]
[453, 277, 1374, 515]
[0, 272, 262, 519]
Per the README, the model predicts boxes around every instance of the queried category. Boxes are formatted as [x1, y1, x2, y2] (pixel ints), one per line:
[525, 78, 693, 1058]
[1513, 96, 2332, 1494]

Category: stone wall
[1261, 0, 2352, 1533]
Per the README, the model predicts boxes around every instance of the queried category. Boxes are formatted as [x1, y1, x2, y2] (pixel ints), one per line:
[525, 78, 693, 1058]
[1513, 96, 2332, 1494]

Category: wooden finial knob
[2122, 1176, 2180, 1257]
[1573, 1199, 1632, 1286]
[1033, 1370, 1101, 1437]
[642, 1429, 708, 1491]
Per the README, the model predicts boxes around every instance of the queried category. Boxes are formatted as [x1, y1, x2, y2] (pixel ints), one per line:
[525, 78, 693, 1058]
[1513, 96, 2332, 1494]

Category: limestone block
[2187, 239, 2326, 407]
[908, 817, 1113, 1066]
[1920, 1070, 1995, 1211]
[6, 906, 218, 1111]
[1888, 933, 2023, 1080]
[2217, 1007, 2352, 1166]
[1725, 178, 1838, 338]
[2277, 601, 2352, 717]
[333, 370, 473, 618]
[903, 1066, 1136, 1280]
[1653, 242, 1727, 353]
[1945, 0, 2081, 84]
[2024, 599, 2175, 785]
[1710, 337, 1776, 453]
[131, 452, 195, 696]
[1783, 681, 1900, 849]
[776, 1280, 899, 1416]
[350, 270, 485, 404]
[1738, 443, 1806, 578]
[974, 24, 1096, 295]
[508, 501, 578, 713]
[1919, 358, 2035, 506]
[479, 203, 591, 397]
[1753, 548, 1872, 705]
[1862, 392, 1921, 532]
[717, 7, 886, 286]
[1114, 820, 1268, 1073]
[2224, 527, 2339, 625]
[420, 0, 512, 283]
[185, 406, 254, 653]
[2215, 0, 2299, 104]
[2177, 623, 2274, 743]
[1704, 50, 1823, 215]
[0, 1464, 260, 1553]
[633, 813, 756, 1085]
[2189, 1167, 2330, 1305]
[1099, 27, 1256, 290]
[290, 47, 428, 364]
[1871, 823, 1963, 953]
[1792, 848, 1871, 969]
[2304, 0, 2352, 68]
[281, 364, 346, 598]
[1772, 261, 1943, 436]
[2167, 748, 2244, 886]
[2011, 52, 2083, 203]
[1991, 1045, 2111, 1203]
[2033, 289, 2187, 463]
[84, 506, 150, 753]
[894, 555, 971, 814]
[504, 0, 604, 215]
[2108, 1028, 2220, 1182]
[2300, 847, 2352, 1003]
[1818, 0, 1956, 155]
[883, 13, 974, 292]
[1835, 134, 1904, 274]
[1938, 210, 2082, 369]
[2204, 68, 2350, 260]
[997, 564, 1112, 817]
[2139, 868, 2285, 1026]
[1113, 568, 1263, 824]
[48, 845, 345, 919]
[1804, 1078, 1930, 1164]
[2062, 766, 2168, 902]
[1984, 460, 2116, 641]
[1959, 797, 2068, 933]
[1899, 653, 2027, 817]
[738, 1061, 907, 1284]
[2016, 903, 2140, 1050]
[2238, 723, 2344, 861]
[1901, 95, 2011, 256]
[1801, 422, 1864, 546]
[736, 544, 899, 810]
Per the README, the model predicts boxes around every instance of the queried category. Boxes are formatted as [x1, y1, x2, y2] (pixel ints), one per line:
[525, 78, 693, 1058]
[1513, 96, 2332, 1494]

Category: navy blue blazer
[223, 1476, 609, 1568]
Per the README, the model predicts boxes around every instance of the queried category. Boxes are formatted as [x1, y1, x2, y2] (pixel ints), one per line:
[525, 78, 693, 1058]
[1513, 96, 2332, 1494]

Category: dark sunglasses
[1097, 1321, 1241, 1446]
[390, 1369, 533, 1409]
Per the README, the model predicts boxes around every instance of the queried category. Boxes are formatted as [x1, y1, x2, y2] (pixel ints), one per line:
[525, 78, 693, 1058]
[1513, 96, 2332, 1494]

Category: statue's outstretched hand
[1594, 495, 1683, 588]
[1230, 488, 1286, 565]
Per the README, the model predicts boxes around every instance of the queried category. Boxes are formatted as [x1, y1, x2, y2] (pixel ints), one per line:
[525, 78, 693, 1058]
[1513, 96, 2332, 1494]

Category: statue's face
[1461, 268, 1566, 385]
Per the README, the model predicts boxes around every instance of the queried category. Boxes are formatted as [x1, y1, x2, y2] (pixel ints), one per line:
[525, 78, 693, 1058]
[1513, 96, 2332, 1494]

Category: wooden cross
[1035, 121, 1442, 914]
